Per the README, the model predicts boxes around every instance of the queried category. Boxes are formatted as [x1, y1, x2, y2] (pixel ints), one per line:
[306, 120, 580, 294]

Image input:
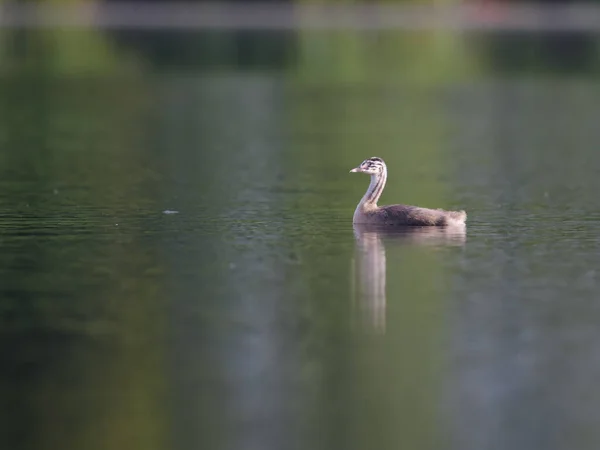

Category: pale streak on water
[352, 224, 467, 333]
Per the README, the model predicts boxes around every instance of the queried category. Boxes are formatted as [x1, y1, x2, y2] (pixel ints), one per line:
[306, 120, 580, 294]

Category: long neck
[359, 168, 387, 210]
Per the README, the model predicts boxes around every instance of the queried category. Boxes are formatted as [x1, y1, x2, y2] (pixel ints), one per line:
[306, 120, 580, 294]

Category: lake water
[1, 24, 600, 450]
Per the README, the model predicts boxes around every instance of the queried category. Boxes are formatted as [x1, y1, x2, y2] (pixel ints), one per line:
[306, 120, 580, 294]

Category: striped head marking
[349, 157, 386, 175]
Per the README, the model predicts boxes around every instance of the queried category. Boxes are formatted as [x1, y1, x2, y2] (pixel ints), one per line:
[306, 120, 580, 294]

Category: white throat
[353, 169, 387, 222]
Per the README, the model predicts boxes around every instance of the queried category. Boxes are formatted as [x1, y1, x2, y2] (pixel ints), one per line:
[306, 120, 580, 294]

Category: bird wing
[379, 204, 448, 226]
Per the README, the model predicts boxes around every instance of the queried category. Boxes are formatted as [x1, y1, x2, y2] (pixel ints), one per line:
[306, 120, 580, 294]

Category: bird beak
[350, 167, 362, 173]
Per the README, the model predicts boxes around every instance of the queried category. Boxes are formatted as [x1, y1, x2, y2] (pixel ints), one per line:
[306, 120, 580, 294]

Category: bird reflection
[352, 226, 388, 332]
[351, 223, 466, 332]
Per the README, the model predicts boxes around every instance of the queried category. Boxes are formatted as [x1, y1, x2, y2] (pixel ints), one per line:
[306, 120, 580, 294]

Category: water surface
[1, 26, 600, 450]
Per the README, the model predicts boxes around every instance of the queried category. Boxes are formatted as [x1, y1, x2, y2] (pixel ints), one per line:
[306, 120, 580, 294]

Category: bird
[349, 157, 467, 226]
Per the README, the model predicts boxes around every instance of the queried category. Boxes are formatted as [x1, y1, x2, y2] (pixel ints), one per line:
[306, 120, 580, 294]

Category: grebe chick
[349, 157, 467, 226]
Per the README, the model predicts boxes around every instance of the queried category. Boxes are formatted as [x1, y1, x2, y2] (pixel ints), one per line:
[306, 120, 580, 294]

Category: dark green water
[2, 28, 600, 450]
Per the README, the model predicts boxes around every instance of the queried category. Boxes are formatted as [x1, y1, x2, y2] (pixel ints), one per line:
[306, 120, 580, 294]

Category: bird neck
[359, 169, 387, 210]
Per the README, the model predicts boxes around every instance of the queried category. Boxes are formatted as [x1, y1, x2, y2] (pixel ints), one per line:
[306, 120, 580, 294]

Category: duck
[349, 157, 467, 226]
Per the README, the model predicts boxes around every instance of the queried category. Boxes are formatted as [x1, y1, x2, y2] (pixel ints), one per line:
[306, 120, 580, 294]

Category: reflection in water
[352, 224, 466, 332]
[352, 226, 387, 332]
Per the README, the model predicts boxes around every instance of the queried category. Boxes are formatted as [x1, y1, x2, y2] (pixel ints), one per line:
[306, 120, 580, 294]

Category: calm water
[1, 27, 600, 450]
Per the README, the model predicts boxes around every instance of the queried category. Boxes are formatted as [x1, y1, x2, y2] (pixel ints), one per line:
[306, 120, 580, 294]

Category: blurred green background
[2, 2, 600, 450]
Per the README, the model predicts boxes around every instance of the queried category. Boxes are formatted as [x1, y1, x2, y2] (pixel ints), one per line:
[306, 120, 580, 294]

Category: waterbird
[349, 157, 467, 226]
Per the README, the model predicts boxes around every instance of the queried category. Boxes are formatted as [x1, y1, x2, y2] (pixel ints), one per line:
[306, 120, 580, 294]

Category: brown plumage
[349, 157, 467, 227]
